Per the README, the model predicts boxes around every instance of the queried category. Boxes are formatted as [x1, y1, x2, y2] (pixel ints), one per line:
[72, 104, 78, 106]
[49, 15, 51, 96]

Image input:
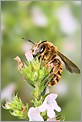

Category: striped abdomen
[46, 58, 63, 86]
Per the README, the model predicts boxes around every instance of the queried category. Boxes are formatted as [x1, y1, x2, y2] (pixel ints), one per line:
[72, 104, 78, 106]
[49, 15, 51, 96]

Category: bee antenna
[22, 37, 35, 45]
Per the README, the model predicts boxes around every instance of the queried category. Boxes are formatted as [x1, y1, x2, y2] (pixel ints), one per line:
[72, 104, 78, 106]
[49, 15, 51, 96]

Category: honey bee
[22, 38, 80, 86]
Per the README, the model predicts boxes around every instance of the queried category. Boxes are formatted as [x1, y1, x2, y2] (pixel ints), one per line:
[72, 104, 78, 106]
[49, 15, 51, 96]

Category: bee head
[31, 41, 47, 58]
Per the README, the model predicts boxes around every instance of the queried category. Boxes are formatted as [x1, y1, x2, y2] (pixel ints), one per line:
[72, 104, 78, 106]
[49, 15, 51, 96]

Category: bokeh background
[1, 1, 81, 121]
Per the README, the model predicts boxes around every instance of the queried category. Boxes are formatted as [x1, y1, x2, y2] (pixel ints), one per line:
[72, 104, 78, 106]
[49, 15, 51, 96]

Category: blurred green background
[1, 1, 81, 121]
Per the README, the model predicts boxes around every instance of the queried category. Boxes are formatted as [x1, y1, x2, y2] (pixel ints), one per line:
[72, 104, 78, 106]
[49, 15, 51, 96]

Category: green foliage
[56, 114, 65, 121]
[3, 58, 62, 120]
[20, 58, 51, 100]
[21, 59, 50, 83]
[3, 94, 28, 119]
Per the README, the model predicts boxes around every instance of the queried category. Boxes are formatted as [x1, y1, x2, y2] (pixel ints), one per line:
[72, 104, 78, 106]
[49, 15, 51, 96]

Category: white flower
[28, 107, 44, 121]
[25, 50, 33, 62]
[1, 83, 16, 101]
[55, 6, 78, 34]
[31, 6, 48, 27]
[39, 93, 61, 119]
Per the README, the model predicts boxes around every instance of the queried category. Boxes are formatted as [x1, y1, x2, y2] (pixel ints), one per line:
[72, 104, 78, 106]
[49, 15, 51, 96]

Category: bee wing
[58, 51, 80, 74]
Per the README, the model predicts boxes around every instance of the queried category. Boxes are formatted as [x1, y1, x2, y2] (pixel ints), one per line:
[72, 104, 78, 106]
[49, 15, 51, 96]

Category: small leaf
[56, 114, 65, 121]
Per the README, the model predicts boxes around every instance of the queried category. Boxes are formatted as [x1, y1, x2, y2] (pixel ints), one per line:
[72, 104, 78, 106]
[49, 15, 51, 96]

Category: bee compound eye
[40, 45, 45, 53]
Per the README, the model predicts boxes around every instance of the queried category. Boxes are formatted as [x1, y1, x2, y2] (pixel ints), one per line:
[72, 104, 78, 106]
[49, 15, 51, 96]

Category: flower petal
[47, 117, 56, 121]
[45, 93, 58, 102]
[45, 94, 58, 109]
[28, 107, 44, 121]
[47, 106, 56, 118]
[53, 101, 61, 112]
[25, 50, 33, 62]
[39, 101, 47, 112]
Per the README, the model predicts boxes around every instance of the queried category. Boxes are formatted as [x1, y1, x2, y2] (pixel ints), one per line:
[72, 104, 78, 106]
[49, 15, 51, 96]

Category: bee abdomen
[48, 65, 63, 86]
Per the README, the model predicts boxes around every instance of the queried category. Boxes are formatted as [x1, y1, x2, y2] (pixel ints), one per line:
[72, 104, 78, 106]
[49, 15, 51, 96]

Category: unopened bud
[14, 56, 23, 70]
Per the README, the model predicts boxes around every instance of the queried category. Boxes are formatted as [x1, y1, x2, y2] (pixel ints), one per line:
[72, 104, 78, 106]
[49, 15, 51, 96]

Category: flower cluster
[28, 93, 61, 121]
[3, 50, 64, 121]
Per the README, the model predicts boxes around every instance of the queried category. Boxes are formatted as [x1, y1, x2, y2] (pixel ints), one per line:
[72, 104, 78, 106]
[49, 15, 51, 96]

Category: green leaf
[56, 114, 65, 121]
